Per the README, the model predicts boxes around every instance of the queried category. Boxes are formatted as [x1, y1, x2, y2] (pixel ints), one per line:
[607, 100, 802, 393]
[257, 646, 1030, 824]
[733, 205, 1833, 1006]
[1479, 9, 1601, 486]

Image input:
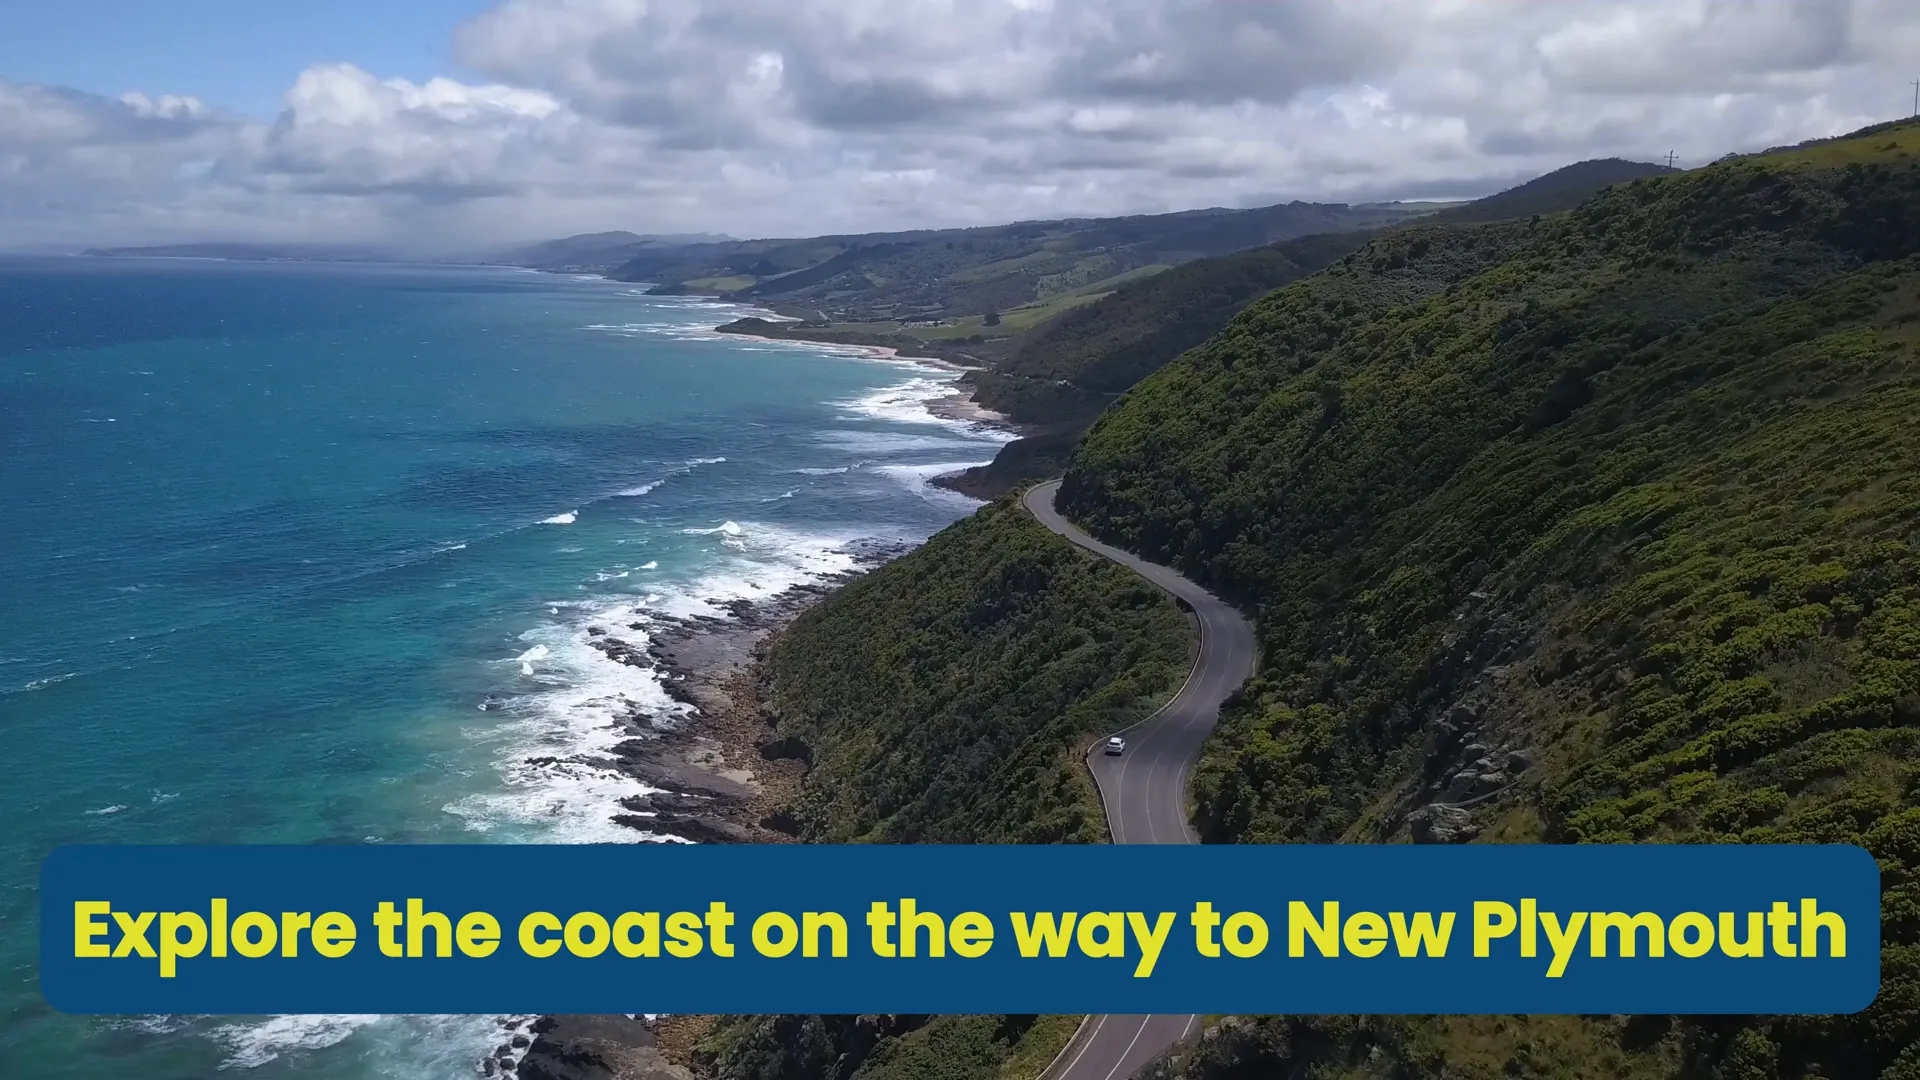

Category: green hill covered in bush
[946, 160, 1674, 498]
[682, 503, 1190, 1080]
[763, 499, 1190, 844]
[1060, 120, 1920, 1079]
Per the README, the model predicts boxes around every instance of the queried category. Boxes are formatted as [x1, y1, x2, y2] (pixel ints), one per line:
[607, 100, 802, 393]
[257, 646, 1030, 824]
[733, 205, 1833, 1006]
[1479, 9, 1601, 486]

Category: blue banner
[41, 843, 1879, 1014]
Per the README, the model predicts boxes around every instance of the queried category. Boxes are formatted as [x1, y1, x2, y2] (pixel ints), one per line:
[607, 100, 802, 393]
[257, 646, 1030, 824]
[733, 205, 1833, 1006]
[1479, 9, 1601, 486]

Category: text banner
[41, 843, 1879, 1014]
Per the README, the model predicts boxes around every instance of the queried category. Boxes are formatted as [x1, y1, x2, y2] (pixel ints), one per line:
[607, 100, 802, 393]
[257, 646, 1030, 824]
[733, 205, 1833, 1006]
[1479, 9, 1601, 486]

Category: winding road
[1021, 480, 1259, 1080]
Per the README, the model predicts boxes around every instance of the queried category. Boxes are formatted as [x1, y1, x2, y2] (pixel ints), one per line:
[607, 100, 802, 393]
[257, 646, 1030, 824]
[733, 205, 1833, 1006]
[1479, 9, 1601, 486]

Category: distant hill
[487, 231, 735, 273]
[81, 242, 404, 262]
[603, 200, 1427, 324]
[942, 157, 1677, 497]
[1421, 157, 1678, 224]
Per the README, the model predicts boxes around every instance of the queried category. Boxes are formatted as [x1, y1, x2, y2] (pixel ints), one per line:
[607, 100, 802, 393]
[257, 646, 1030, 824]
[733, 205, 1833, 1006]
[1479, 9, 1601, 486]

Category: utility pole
[1911, 79, 1919, 118]
[1665, 150, 1678, 168]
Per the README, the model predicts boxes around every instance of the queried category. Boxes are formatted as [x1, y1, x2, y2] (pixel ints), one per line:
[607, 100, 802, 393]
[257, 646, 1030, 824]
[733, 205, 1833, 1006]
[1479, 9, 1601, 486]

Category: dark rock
[1442, 771, 1481, 801]
[587, 626, 607, 637]
[760, 808, 803, 836]
[587, 638, 652, 668]
[512, 1035, 531, 1049]
[617, 812, 755, 844]
[758, 735, 813, 764]
[1469, 771, 1509, 796]
[518, 1015, 688, 1080]
[1506, 749, 1537, 772]
[617, 792, 712, 816]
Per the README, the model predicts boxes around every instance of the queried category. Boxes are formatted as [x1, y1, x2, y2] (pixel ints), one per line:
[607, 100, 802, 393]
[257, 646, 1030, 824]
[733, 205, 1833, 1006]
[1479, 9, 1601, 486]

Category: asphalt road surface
[1021, 480, 1258, 1080]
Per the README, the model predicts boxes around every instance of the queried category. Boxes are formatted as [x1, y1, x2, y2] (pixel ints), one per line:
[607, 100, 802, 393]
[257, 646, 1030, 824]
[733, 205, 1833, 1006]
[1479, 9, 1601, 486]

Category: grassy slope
[1060, 122, 1920, 1079]
[693, 501, 1191, 1080]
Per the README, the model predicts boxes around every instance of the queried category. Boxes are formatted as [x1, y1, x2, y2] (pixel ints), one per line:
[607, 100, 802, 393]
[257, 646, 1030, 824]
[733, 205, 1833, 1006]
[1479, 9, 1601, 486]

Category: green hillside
[942, 160, 1674, 499]
[763, 499, 1190, 844]
[606, 201, 1420, 326]
[681, 501, 1190, 1080]
[1059, 121, 1920, 1079]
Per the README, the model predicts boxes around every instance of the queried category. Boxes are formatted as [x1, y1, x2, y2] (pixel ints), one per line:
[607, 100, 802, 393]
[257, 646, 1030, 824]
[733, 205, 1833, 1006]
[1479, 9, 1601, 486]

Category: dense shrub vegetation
[1061, 121, 1920, 1079]
[950, 161, 1672, 498]
[764, 499, 1190, 844]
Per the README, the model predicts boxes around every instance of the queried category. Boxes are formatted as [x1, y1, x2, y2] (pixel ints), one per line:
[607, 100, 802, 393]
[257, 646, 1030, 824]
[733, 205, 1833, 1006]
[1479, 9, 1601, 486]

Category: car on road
[1103, 736, 1126, 756]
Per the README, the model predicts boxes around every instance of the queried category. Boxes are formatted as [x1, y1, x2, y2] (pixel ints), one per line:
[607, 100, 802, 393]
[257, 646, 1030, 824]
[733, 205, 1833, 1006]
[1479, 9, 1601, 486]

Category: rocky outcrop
[517, 1016, 692, 1080]
[1407, 804, 1479, 844]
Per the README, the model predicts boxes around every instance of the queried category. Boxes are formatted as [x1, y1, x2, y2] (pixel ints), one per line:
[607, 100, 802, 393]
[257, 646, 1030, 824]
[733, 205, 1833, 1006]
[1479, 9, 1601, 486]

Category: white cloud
[4, 0, 1920, 249]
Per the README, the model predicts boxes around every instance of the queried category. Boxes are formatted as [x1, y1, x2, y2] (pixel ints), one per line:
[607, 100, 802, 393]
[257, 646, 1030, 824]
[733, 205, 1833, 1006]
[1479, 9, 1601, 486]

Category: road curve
[1021, 480, 1258, 1080]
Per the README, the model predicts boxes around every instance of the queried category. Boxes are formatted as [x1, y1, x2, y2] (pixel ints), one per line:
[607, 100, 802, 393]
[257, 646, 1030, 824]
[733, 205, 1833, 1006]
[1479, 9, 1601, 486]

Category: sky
[3, 0, 1919, 251]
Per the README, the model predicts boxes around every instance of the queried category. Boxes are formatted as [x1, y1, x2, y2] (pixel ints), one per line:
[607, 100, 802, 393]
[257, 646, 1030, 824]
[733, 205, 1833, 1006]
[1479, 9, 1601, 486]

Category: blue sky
[0, 0, 494, 118]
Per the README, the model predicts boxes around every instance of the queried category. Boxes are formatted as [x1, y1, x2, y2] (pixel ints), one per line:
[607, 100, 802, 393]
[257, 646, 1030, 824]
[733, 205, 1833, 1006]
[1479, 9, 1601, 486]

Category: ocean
[0, 256, 1009, 1078]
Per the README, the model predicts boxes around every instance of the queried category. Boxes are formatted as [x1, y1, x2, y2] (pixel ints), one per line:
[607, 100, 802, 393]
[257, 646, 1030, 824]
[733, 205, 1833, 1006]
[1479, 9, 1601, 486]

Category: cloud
[4, 0, 1920, 248]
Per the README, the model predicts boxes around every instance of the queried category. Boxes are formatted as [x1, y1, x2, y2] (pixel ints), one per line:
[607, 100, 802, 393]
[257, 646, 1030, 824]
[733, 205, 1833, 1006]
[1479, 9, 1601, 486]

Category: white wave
[212, 1014, 385, 1069]
[86, 804, 127, 816]
[827, 372, 1016, 449]
[793, 464, 855, 475]
[760, 488, 799, 501]
[541, 511, 578, 525]
[871, 462, 992, 508]
[447, 611, 693, 844]
[17, 671, 78, 693]
[639, 560, 659, 570]
[516, 643, 551, 676]
[683, 520, 744, 537]
[616, 456, 723, 499]
[638, 521, 866, 621]
[835, 375, 963, 426]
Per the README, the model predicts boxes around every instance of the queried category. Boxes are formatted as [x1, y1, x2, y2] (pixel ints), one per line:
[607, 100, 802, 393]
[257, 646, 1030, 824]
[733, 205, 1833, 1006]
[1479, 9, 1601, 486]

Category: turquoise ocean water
[0, 256, 1008, 1077]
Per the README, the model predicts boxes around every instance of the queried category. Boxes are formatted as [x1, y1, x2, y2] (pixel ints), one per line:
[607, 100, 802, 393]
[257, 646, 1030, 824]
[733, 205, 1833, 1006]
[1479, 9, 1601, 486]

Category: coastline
[702, 321, 1022, 460]
[506, 547, 911, 1079]
[593, 539, 912, 845]
[599, 276, 1020, 433]
[505, 294, 1021, 1076]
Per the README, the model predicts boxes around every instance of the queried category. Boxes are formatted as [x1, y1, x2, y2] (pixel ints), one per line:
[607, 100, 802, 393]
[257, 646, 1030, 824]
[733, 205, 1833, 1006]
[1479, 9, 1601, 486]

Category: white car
[1103, 736, 1126, 756]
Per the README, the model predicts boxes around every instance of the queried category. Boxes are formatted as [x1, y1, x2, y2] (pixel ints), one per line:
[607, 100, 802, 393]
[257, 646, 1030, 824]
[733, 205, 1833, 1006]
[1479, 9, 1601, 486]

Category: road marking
[1053, 1013, 1112, 1080]
[1099, 1016, 1154, 1080]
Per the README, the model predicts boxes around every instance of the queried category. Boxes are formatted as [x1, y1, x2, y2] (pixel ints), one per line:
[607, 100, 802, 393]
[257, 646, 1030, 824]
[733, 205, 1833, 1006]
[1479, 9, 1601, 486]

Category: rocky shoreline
[492, 305, 1019, 1078]
[493, 540, 916, 1078]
